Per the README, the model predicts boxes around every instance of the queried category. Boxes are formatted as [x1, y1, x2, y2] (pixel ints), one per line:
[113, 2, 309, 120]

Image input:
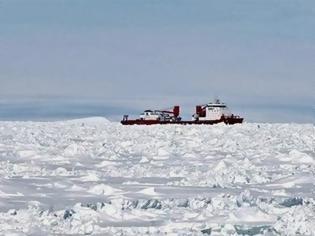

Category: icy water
[0, 118, 314, 235]
[0, 101, 130, 121]
[0, 100, 314, 123]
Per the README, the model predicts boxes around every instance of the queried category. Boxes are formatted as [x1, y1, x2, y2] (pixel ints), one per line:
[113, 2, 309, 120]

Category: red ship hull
[121, 117, 243, 125]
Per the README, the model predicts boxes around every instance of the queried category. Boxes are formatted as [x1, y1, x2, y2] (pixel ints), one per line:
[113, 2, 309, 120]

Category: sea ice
[0, 118, 314, 235]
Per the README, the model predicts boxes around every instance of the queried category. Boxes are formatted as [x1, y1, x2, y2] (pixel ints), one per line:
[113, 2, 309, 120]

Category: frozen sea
[0, 117, 314, 235]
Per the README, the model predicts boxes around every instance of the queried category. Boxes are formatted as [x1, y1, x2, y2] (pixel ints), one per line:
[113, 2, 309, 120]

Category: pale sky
[0, 0, 314, 122]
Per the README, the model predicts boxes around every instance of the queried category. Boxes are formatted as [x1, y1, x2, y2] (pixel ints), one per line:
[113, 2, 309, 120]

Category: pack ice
[0, 117, 314, 235]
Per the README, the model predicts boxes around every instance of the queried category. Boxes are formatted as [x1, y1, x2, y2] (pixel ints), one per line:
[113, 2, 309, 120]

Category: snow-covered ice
[0, 117, 314, 235]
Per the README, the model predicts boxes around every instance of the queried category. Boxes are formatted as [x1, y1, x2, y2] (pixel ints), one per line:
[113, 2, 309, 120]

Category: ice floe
[0, 119, 314, 235]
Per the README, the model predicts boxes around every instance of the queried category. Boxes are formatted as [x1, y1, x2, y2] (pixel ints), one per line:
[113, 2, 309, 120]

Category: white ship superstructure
[193, 99, 232, 121]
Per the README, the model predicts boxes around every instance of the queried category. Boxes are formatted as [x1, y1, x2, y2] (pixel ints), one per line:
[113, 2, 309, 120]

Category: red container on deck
[173, 106, 180, 118]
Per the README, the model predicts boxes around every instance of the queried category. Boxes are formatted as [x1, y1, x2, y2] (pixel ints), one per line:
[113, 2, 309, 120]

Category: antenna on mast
[213, 94, 220, 104]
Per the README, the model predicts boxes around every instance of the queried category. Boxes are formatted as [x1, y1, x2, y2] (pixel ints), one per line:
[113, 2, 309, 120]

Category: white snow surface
[0, 117, 314, 235]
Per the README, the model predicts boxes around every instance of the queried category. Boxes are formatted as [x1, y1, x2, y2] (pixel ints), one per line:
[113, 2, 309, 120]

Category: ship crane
[137, 106, 181, 122]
